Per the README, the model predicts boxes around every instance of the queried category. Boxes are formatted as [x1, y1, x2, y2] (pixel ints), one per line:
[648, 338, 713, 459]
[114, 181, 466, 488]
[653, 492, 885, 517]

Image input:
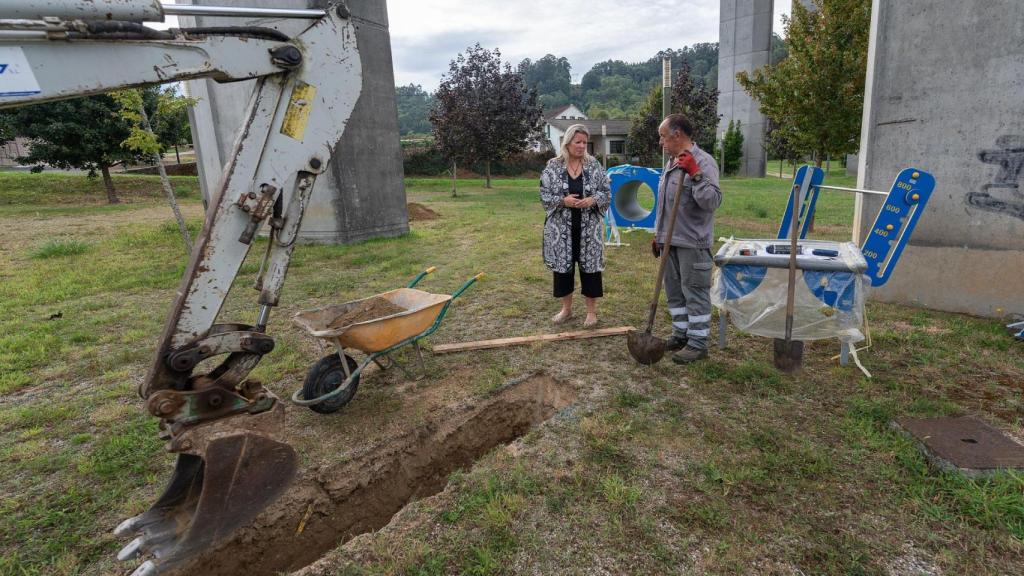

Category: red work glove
[676, 151, 700, 177]
[651, 240, 662, 258]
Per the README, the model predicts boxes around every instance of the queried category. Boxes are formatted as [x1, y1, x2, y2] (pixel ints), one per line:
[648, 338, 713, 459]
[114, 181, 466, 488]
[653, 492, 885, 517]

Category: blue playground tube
[607, 164, 662, 231]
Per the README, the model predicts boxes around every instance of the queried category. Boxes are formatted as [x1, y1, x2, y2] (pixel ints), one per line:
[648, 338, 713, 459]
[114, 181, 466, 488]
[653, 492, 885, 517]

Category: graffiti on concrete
[966, 135, 1024, 220]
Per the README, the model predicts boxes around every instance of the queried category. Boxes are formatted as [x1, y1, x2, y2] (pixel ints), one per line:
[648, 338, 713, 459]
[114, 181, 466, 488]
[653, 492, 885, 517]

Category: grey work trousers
[664, 246, 714, 350]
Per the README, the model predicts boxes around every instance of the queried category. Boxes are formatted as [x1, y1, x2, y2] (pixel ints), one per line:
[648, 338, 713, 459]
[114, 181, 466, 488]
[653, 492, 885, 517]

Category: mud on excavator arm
[0, 2, 362, 574]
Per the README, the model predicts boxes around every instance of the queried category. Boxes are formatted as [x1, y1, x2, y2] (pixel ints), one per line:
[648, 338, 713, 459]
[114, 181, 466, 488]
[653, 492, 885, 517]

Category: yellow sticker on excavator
[281, 82, 316, 140]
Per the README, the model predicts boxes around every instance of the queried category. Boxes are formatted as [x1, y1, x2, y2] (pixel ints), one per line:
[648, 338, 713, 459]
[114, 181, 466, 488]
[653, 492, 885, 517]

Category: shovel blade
[772, 338, 804, 373]
[627, 330, 665, 365]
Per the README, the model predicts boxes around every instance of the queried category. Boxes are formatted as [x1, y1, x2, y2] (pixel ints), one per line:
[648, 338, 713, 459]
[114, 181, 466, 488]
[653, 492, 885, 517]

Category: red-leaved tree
[430, 44, 542, 194]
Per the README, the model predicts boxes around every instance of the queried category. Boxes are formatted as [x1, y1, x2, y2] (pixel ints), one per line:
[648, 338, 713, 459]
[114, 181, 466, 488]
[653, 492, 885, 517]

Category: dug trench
[181, 373, 577, 576]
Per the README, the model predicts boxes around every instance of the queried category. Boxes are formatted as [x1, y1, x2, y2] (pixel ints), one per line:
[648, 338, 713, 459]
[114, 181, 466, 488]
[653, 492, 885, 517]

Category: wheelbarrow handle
[407, 266, 438, 288]
[451, 272, 485, 299]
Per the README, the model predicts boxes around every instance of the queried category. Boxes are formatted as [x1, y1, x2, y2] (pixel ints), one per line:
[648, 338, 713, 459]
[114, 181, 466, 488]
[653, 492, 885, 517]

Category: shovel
[773, 170, 807, 372]
[627, 166, 688, 365]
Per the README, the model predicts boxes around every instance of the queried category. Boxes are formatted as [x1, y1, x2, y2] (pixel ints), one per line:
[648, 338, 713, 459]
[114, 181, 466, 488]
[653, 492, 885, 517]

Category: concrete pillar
[717, 0, 773, 177]
[183, 0, 408, 244]
[857, 0, 1024, 317]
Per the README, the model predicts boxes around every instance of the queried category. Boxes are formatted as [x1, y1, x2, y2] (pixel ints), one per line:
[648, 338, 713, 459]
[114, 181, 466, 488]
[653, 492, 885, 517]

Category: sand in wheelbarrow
[328, 297, 406, 330]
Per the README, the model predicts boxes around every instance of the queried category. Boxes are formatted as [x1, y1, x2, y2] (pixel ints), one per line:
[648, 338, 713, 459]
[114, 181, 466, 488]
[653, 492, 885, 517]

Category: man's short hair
[664, 114, 694, 138]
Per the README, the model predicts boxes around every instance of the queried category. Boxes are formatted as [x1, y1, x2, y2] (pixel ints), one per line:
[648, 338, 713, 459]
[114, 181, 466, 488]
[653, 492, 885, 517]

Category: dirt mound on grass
[407, 202, 439, 221]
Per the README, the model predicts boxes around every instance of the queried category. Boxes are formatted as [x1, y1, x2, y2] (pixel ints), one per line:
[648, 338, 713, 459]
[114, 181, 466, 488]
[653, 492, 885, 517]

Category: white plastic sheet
[712, 239, 868, 343]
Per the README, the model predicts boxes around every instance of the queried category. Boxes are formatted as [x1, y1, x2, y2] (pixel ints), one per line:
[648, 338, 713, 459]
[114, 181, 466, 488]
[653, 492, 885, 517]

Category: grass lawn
[0, 171, 1021, 575]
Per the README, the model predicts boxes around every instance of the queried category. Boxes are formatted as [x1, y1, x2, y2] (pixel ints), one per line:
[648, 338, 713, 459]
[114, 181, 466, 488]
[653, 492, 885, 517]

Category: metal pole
[817, 184, 888, 197]
[601, 123, 607, 168]
[161, 4, 326, 19]
[661, 56, 671, 167]
[0, 1, 327, 21]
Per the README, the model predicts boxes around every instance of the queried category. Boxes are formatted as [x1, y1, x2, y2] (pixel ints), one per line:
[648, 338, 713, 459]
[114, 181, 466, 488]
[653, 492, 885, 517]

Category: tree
[430, 44, 542, 191]
[736, 0, 870, 166]
[764, 119, 799, 177]
[722, 120, 745, 175]
[518, 54, 572, 109]
[150, 87, 194, 164]
[0, 111, 14, 147]
[395, 84, 435, 136]
[9, 95, 151, 203]
[626, 60, 720, 167]
[112, 88, 196, 255]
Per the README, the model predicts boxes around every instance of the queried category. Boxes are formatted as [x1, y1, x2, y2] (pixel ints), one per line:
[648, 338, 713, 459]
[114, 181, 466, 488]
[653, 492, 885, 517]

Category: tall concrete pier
[183, 0, 408, 244]
[717, 1, 817, 177]
[856, 0, 1024, 317]
[717, 0, 773, 177]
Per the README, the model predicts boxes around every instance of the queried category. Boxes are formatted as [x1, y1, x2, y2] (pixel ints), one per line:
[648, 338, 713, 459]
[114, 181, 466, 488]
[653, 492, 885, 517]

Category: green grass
[0, 171, 200, 208]
[28, 238, 90, 259]
[1, 171, 1022, 575]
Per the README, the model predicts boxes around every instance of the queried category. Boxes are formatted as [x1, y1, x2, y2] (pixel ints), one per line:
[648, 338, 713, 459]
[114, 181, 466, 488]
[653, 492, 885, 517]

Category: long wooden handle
[645, 167, 688, 333]
[784, 172, 805, 340]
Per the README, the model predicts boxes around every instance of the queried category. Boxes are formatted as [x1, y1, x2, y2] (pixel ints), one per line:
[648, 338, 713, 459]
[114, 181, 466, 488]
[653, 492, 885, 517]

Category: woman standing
[540, 124, 611, 328]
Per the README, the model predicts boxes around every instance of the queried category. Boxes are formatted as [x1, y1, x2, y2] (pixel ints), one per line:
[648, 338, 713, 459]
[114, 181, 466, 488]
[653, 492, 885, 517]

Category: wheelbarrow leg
[384, 353, 417, 381]
[411, 341, 427, 381]
[334, 338, 352, 380]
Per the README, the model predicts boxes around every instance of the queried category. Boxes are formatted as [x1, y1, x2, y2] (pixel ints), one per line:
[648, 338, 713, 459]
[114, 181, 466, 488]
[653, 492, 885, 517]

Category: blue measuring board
[777, 165, 825, 241]
[860, 168, 935, 287]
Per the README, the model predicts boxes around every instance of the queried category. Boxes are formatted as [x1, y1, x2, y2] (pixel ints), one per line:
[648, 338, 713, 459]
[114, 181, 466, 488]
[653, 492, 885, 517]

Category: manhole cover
[896, 415, 1024, 477]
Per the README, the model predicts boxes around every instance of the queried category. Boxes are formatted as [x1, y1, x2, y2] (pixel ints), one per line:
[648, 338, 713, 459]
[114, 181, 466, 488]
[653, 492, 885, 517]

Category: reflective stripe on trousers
[664, 246, 714, 350]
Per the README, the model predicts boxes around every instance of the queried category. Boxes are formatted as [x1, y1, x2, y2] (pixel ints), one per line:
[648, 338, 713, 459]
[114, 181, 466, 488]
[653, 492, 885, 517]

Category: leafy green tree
[430, 44, 542, 191]
[626, 60, 719, 167]
[395, 84, 435, 136]
[722, 120, 745, 175]
[736, 0, 870, 166]
[0, 111, 14, 147]
[9, 95, 151, 203]
[150, 87, 193, 164]
[518, 55, 572, 106]
[771, 32, 789, 65]
[112, 88, 195, 254]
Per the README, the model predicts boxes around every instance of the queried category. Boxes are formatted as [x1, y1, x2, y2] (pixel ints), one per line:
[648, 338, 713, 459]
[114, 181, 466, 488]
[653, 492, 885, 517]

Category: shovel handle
[784, 170, 809, 340]
[646, 165, 689, 332]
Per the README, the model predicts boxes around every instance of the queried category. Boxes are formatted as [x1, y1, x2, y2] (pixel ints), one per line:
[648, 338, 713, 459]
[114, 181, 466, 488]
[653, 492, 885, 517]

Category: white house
[542, 104, 631, 161]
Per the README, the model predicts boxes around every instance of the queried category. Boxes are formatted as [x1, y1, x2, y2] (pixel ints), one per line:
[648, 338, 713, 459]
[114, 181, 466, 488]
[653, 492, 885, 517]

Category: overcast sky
[388, 0, 793, 91]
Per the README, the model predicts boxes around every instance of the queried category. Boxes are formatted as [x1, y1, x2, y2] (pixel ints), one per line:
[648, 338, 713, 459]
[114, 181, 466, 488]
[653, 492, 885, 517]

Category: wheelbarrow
[291, 268, 484, 413]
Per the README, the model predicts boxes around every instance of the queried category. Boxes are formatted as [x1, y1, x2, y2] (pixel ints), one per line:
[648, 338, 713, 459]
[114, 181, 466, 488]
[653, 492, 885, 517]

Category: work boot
[664, 334, 688, 352]
[672, 345, 708, 365]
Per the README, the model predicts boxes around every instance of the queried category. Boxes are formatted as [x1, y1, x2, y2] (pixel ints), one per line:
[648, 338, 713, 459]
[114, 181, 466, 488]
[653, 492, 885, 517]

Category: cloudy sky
[388, 0, 793, 90]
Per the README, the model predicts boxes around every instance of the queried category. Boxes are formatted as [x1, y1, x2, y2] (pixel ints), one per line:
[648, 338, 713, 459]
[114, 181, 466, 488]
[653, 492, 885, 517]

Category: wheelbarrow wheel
[302, 353, 360, 414]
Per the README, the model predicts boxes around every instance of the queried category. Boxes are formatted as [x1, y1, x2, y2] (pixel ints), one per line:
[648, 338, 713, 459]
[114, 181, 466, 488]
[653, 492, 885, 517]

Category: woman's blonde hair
[556, 123, 593, 164]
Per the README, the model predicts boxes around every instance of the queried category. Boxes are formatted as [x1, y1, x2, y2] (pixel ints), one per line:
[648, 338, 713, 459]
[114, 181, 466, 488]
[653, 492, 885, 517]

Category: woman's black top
[567, 172, 584, 262]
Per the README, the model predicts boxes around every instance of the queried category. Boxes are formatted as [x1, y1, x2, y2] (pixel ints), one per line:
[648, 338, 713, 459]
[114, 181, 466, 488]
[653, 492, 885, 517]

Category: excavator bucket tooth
[116, 401, 297, 575]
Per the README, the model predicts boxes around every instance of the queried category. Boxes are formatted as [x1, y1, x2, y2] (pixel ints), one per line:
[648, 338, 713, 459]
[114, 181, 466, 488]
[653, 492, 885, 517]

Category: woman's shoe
[583, 314, 599, 328]
[552, 310, 573, 324]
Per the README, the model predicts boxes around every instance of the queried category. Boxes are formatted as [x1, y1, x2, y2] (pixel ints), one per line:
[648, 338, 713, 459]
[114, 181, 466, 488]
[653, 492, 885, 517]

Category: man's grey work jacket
[653, 143, 722, 249]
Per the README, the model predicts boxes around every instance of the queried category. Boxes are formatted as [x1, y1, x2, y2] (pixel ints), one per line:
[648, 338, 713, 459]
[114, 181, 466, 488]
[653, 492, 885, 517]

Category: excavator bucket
[115, 401, 297, 576]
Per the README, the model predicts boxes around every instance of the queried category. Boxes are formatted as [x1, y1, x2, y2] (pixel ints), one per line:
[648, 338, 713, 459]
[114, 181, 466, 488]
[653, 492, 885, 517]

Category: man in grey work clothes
[651, 113, 722, 364]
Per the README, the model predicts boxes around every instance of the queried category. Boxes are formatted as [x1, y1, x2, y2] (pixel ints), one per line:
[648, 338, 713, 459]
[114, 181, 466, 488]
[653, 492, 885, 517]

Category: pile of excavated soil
[328, 297, 405, 329]
[407, 203, 440, 221]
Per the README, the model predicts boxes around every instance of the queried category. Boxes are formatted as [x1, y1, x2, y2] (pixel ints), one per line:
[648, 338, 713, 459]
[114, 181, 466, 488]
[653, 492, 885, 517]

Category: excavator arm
[0, 2, 362, 574]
